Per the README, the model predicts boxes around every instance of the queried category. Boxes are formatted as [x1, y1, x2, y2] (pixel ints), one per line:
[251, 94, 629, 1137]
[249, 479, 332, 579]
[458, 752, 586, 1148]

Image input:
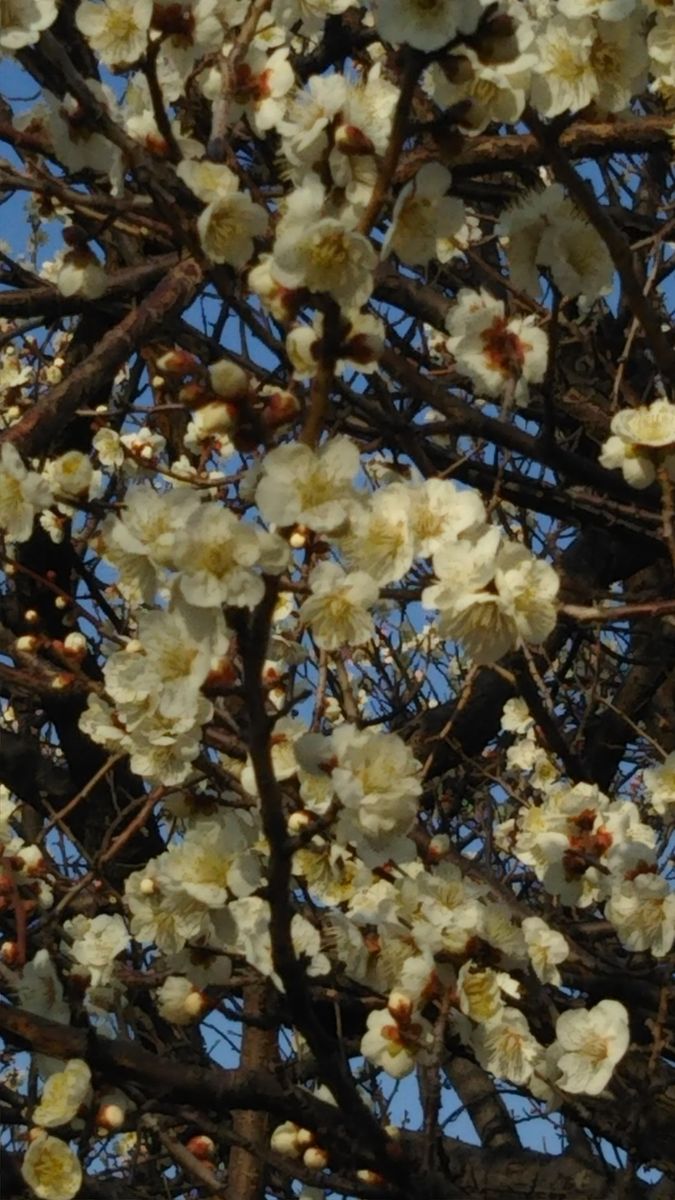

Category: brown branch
[0, 1004, 324, 1125]
[0, 255, 179, 320]
[0, 256, 203, 457]
[379, 347, 656, 505]
[228, 982, 279, 1200]
[415, 114, 675, 180]
[443, 1058, 519, 1152]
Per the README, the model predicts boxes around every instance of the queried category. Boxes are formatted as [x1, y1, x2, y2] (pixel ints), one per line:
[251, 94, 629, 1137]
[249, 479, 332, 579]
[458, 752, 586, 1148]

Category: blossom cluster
[1, 0, 674, 1196]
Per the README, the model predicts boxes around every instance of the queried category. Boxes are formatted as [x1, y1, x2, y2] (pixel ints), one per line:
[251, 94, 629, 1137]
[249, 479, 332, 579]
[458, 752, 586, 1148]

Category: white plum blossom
[123, 697, 214, 784]
[530, 14, 647, 117]
[197, 188, 268, 267]
[360, 995, 434, 1078]
[473, 1008, 543, 1086]
[21, 1133, 83, 1200]
[272, 0, 352, 40]
[102, 600, 229, 719]
[17, 950, 70, 1025]
[383, 163, 468, 267]
[499, 184, 613, 303]
[553, 999, 629, 1095]
[300, 561, 379, 650]
[44, 451, 97, 504]
[254, 436, 360, 533]
[522, 917, 569, 985]
[600, 399, 675, 489]
[425, 56, 532, 136]
[280, 74, 347, 170]
[156, 975, 206, 1024]
[76, 0, 152, 66]
[423, 528, 559, 665]
[330, 723, 422, 842]
[643, 752, 675, 815]
[373, 0, 487, 52]
[173, 504, 287, 609]
[63, 913, 130, 988]
[445, 289, 548, 404]
[33, 1061, 92, 1129]
[202, 45, 294, 133]
[101, 483, 201, 605]
[160, 814, 262, 910]
[0, 444, 52, 543]
[408, 476, 485, 559]
[230, 896, 330, 987]
[0, 0, 57, 48]
[605, 873, 675, 958]
[274, 208, 377, 308]
[558, 0, 636, 16]
[342, 485, 415, 584]
[242, 715, 308, 796]
[56, 249, 107, 300]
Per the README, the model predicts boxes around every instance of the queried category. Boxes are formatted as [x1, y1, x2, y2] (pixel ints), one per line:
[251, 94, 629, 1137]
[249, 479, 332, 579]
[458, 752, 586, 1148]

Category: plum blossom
[299, 561, 379, 650]
[499, 184, 613, 303]
[76, 0, 152, 66]
[0, 0, 57, 48]
[445, 289, 548, 404]
[643, 752, 675, 815]
[330, 723, 422, 841]
[423, 528, 559, 665]
[254, 436, 360, 533]
[605, 874, 675, 958]
[0, 444, 52, 543]
[21, 1133, 82, 1200]
[553, 999, 629, 1095]
[522, 917, 569, 985]
[198, 188, 268, 268]
[473, 1007, 543, 1086]
[383, 163, 468, 267]
[372, 0, 488, 52]
[360, 993, 434, 1078]
[33, 1061, 92, 1129]
[600, 398, 675, 489]
[63, 913, 130, 988]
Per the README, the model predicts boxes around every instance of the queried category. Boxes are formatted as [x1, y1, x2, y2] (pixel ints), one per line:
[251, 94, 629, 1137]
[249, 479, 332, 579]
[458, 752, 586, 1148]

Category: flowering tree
[2, 2, 675, 1199]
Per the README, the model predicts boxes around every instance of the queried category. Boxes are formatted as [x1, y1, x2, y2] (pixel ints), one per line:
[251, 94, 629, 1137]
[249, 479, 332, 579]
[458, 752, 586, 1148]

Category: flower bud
[96, 1102, 125, 1132]
[387, 990, 413, 1023]
[295, 1127, 314, 1151]
[208, 359, 249, 399]
[334, 123, 375, 156]
[50, 672, 76, 690]
[287, 810, 313, 834]
[303, 1145, 329, 1170]
[357, 1168, 385, 1183]
[270, 1122, 301, 1159]
[185, 1135, 216, 1160]
[289, 525, 308, 549]
[260, 388, 301, 432]
[15, 635, 39, 653]
[156, 349, 199, 376]
[427, 834, 450, 862]
[63, 632, 87, 658]
[1, 940, 19, 964]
